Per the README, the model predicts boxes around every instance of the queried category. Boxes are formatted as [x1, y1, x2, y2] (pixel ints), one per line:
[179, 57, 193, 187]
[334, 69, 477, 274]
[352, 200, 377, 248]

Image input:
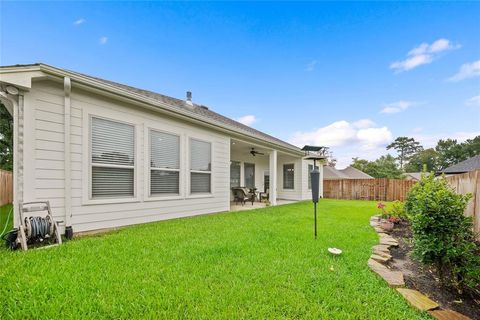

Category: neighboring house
[404, 172, 422, 181]
[0, 63, 323, 234]
[323, 166, 374, 180]
[441, 155, 480, 175]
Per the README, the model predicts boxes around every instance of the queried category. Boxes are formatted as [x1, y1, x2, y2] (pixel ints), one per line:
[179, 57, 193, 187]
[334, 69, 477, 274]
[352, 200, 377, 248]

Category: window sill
[186, 193, 214, 199]
[144, 195, 184, 202]
[82, 197, 141, 206]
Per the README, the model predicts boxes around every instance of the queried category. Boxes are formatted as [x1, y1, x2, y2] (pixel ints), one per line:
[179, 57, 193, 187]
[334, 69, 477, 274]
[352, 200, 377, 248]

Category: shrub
[405, 173, 480, 291]
[390, 200, 408, 221]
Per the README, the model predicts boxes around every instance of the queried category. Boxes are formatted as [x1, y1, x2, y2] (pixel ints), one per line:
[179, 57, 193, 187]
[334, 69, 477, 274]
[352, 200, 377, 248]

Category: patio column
[269, 150, 277, 205]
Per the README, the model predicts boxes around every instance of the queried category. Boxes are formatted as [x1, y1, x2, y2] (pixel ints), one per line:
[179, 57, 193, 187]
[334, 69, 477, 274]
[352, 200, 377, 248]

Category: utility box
[311, 168, 320, 203]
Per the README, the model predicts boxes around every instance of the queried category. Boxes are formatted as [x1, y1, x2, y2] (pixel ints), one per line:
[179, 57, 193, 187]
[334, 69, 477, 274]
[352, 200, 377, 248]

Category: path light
[301, 145, 328, 239]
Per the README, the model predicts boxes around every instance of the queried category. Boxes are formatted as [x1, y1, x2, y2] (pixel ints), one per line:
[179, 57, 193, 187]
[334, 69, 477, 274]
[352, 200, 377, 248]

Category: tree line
[350, 136, 480, 179]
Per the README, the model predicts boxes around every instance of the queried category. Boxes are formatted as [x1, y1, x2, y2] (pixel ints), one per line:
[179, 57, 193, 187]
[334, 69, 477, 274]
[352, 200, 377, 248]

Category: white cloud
[73, 18, 85, 26]
[236, 115, 257, 126]
[305, 60, 317, 72]
[466, 95, 480, 107]
[380, 100, 416, 114]
[448, 60, 480, 82]
[390, 38, 459, 72]
[289, 119, 392, 150]
[99, 36, 108, 45]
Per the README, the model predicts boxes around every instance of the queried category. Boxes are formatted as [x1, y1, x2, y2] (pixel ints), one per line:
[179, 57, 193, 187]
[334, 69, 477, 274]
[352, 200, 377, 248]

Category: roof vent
[186, 91, 193, 107]
[200, 105, 209, 110]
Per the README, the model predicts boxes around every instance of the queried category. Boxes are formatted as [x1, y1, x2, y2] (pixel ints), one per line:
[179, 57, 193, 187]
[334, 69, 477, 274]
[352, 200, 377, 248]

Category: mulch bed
[388, 221, 480, 320]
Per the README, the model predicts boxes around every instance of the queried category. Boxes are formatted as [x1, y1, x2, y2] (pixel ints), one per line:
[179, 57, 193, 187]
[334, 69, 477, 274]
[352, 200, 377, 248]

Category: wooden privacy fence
[445, 170, 480, 239]
[0, 170, 13, 206]
[323, 178, 417, 202]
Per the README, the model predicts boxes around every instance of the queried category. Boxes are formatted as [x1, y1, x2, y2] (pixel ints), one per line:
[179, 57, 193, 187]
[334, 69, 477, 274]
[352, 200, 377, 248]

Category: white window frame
[187, 136, 214, 198]
[144, 126, 184, 201]
[82, 107, 141, 205]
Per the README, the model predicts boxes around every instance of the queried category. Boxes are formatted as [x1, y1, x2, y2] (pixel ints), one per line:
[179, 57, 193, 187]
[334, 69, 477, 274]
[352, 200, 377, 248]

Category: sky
[1, 1, 479, 168]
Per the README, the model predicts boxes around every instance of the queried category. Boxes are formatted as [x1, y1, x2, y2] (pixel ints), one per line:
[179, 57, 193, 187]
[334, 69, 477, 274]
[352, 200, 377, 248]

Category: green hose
[0, 207, 13, 238]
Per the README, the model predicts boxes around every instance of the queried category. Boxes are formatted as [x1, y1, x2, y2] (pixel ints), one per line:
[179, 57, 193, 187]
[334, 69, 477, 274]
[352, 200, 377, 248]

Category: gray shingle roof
[1, 63, 302, 153]
[339, 166, 374, 179]
[442, 155, 480, 174]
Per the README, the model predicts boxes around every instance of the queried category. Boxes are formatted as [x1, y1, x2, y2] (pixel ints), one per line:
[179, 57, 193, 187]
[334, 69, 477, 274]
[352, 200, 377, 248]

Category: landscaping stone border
[368, 215, 471, 320]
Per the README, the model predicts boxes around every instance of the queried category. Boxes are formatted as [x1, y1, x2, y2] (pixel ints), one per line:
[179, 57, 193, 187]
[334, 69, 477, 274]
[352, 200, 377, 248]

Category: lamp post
[301, 145, 327, 240]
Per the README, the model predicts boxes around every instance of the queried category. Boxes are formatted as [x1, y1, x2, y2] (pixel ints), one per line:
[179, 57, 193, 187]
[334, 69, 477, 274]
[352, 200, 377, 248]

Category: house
[441, 155, 480, 175]
[404, 172, 422, 181]
[323, 166, 373, 180]
[0, 63, 324, 234]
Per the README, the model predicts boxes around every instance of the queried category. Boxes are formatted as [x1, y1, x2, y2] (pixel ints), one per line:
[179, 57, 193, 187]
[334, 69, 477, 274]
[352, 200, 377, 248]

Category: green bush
[389, 200, 408, 220]
[405, 173, 480, 290]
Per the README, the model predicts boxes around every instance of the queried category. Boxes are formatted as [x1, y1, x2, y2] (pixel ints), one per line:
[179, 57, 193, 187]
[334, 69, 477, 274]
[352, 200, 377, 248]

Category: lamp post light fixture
[301, 145, 328, 239]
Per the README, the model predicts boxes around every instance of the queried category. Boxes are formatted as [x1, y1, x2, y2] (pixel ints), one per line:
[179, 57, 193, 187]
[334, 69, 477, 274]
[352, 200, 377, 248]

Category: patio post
[269, 150, 277, 205]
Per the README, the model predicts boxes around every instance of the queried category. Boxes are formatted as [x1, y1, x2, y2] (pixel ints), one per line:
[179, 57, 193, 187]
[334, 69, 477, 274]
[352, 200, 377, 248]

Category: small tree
[387, 136, 423, 170]
[405, 174, 480, 290]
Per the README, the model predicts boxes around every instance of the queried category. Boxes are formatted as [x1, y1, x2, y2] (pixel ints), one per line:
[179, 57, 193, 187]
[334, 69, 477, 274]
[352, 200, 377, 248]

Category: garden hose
[25, 216, 53, 241]
[0, 206, 13, 238]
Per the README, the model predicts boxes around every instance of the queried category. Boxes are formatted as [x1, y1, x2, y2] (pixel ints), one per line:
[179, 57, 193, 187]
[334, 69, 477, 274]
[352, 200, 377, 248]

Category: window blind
[91, 117, 135, 198]
[283, 164, 294, 189]
[190, 139, 211, 193]
[150, 130, 180, 196]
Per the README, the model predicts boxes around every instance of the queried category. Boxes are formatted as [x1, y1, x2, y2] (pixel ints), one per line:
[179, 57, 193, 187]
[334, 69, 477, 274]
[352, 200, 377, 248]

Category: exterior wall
[22, 80, 230, 233]
[276, 155, 303, 200]
[230, 150, 269, 192]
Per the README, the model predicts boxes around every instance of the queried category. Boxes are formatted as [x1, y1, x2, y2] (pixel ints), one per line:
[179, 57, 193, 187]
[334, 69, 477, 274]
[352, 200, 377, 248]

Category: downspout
[64, 77, 73, 239]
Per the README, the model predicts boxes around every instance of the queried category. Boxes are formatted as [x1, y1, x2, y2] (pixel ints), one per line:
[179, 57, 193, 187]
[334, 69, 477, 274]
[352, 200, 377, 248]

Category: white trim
[64, 77, 72, 227]
[0, 64, 304, 157]
[82, 107, 141, 205]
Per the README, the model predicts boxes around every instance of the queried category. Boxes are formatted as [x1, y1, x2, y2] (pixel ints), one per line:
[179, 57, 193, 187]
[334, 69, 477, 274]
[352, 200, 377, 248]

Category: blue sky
[1, 1, 479, 167]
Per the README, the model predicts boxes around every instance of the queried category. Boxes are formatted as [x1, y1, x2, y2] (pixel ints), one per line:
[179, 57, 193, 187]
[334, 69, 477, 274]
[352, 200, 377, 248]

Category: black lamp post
[301, 145, 327, 239]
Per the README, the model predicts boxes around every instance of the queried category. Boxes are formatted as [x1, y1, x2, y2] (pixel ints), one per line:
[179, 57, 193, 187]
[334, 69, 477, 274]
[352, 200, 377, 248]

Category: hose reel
[17, 201, 63, 251]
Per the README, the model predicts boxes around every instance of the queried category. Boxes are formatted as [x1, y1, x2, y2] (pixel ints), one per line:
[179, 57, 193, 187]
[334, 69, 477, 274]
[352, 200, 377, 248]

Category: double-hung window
[91, 117, 135, 199]
[190, 139, 212, 194]
[308, 164, 319, 189]
[149, 130, 180, 196]
[283, 163, 294, 190]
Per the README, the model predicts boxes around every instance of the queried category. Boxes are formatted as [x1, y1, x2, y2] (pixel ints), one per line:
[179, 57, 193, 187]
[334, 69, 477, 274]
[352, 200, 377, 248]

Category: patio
[230, 199, 297, 211]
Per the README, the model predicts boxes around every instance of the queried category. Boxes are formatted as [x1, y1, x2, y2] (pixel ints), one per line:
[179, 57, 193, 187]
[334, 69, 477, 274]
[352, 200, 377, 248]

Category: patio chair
[259, 188, 269, 202]
[232, 188, 255, 206]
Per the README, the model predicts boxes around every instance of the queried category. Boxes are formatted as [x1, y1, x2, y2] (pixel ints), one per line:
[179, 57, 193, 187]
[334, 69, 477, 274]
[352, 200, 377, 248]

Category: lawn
[0, 200, 430, 319]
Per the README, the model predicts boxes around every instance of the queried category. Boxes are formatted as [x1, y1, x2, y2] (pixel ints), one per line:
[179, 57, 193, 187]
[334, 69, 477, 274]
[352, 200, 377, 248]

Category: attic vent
[200, 105, 209, 110]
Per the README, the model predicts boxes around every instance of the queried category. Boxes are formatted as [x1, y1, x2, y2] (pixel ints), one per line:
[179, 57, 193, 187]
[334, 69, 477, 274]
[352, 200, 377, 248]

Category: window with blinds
[190, 139, 211, 193]
[230, 161, 241, 188]
[150, 130, 180, 196]
[283, 163, 294, 189]
[308, 164, 319, 189]
[91, 117, 135, 198]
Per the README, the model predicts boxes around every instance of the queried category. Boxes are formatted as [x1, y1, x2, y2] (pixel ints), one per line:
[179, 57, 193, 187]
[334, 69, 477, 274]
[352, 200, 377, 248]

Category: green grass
[0, 200, 430, 319]
[0, 203, 13, 237]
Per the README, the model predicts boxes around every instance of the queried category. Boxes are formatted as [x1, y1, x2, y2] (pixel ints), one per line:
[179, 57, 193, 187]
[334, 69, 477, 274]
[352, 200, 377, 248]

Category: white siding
[22, 80, 230, 233]
[276, 155, 303, 200]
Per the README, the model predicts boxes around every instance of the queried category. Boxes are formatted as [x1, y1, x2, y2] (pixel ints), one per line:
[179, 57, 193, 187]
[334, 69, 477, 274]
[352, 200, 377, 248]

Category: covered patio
[229, 138, 309, 210]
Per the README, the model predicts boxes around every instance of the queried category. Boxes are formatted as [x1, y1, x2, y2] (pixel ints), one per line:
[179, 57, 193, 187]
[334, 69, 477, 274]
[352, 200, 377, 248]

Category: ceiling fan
[250, 148, 265, 156]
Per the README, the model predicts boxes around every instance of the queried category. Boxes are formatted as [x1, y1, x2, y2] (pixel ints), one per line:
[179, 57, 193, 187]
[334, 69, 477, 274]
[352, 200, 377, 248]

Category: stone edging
[368, 215, 471, 320]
